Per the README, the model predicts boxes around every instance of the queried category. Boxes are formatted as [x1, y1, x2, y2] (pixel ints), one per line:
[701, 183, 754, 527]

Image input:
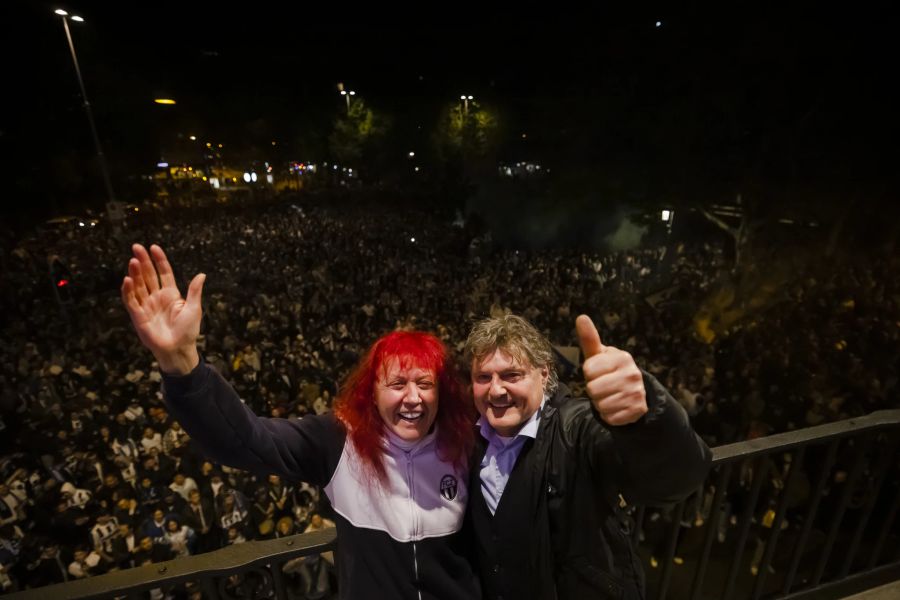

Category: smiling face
[374, 358, 439, 442]
[471, 348, 548, 437]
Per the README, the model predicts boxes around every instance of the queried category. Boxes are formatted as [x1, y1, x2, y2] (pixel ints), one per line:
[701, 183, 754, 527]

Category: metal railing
[8, 410, 899, 600]
[8, 528, 337, 600]
[645, 409, 900, 600]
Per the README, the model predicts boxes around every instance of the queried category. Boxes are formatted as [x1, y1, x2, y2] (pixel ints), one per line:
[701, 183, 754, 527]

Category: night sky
[4, 1, 896, 224]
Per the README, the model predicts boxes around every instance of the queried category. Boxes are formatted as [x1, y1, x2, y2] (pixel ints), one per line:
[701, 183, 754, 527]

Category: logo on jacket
[440, 475, 458, 501]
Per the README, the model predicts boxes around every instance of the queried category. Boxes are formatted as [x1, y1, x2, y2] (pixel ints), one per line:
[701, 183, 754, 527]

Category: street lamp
[460, 94, 473, 115]
[54, 9, 116, 203]
[340, 89, 356, 113]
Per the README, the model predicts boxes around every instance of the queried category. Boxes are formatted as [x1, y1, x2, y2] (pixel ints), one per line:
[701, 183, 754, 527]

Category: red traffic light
[57, 279, 69, 287]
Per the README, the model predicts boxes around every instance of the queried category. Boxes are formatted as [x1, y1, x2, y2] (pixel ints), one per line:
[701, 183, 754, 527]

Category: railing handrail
[9, 528, 337, 600]
[712, 409, 900, 463]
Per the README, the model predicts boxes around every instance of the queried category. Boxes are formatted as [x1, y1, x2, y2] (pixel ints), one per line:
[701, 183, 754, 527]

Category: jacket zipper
[406, 450, 422, 600]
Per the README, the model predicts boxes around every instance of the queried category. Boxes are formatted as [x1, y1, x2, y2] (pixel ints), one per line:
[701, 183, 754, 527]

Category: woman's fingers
[132, 244, 160, 294]
[120, 276, 142, 318]
[128, 258, 149, 304]
[185, 273, 206, 311]
[150, 244, 178, 290]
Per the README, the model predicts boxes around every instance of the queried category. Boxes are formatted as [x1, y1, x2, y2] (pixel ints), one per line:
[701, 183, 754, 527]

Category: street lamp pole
[56, 10, 117, 203]
[340, 89, 356, 113]
[460, 94, 473, 116]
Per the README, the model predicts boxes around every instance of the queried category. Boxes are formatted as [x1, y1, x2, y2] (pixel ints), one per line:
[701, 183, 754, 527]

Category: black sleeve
[161, 361, 344, 487]
[586, 371, 713, 506]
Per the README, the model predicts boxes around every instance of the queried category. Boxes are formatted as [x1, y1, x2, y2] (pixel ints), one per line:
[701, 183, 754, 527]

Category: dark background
[3, 1, 896, 232]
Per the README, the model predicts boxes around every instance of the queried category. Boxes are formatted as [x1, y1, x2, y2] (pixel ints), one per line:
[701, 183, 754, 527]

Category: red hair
[334, 330, 474, 482]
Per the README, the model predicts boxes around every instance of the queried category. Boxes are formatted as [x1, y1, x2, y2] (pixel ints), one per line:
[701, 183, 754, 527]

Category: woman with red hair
[121, 244, 479, 599]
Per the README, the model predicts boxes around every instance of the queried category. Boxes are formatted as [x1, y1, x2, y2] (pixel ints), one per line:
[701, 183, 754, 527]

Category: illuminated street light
[54, 9, 117, 203]
[339, 88, 357, 112]
[460, 94, 474, 114]
[154, 98, 176, 105]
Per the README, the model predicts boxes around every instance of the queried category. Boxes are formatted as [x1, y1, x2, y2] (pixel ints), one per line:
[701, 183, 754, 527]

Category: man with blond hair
[464, 313, 711, 600]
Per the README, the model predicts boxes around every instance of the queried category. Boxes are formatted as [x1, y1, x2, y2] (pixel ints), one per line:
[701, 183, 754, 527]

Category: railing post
[867, 478, 900, 570]
[811, 436, 875, 587]
[841, 436, 900, 577]
[655, 499, 686, 600]
[722, 456, 770, 600]
[751, 447, 806, 600]
[782, 438, 840, 595]
[689, 463, 733, 600]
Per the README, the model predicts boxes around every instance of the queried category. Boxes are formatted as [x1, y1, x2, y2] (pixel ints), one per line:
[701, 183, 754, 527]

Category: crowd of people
[0, 193, 897, 594]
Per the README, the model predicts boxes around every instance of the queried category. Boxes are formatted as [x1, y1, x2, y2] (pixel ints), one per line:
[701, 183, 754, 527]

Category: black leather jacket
[469, 372, 712, 600]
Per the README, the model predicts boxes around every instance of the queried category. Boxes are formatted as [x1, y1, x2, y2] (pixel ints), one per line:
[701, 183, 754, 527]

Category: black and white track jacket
[162, 362, 479, 600]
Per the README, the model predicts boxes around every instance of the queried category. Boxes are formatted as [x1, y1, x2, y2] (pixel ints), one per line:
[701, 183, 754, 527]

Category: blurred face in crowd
[143, 428, 155, 439]
[471, 348, 548, 437]
[174, 474, 185, 486]
[154, 509, 164, 523]
[374, 359, 438, 442]
[189, 490, 201, 505]
[167, 520, 179, 533]
[140, 537, 153, 551]
[277, 519, 293, 535]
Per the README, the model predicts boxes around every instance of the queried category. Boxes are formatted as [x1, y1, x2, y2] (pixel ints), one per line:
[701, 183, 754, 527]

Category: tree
[328, 98, 390, 178]
[433, 100, 501, 185]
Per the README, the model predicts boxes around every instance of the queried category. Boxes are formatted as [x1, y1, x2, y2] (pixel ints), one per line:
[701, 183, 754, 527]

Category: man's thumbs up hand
[576, 315, 648, 426]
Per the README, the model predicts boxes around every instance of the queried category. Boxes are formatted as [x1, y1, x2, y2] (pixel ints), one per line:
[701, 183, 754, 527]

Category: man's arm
[603, 371, 712, 505]
[576, 314, 712, 505]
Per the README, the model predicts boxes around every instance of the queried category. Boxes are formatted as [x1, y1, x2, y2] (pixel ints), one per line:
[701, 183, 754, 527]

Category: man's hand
[575, 314, 648, 426]
[120, 244, 205, 376]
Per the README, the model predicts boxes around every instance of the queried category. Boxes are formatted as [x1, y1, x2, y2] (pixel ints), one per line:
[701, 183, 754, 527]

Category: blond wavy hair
[463, 313, 559, 394]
